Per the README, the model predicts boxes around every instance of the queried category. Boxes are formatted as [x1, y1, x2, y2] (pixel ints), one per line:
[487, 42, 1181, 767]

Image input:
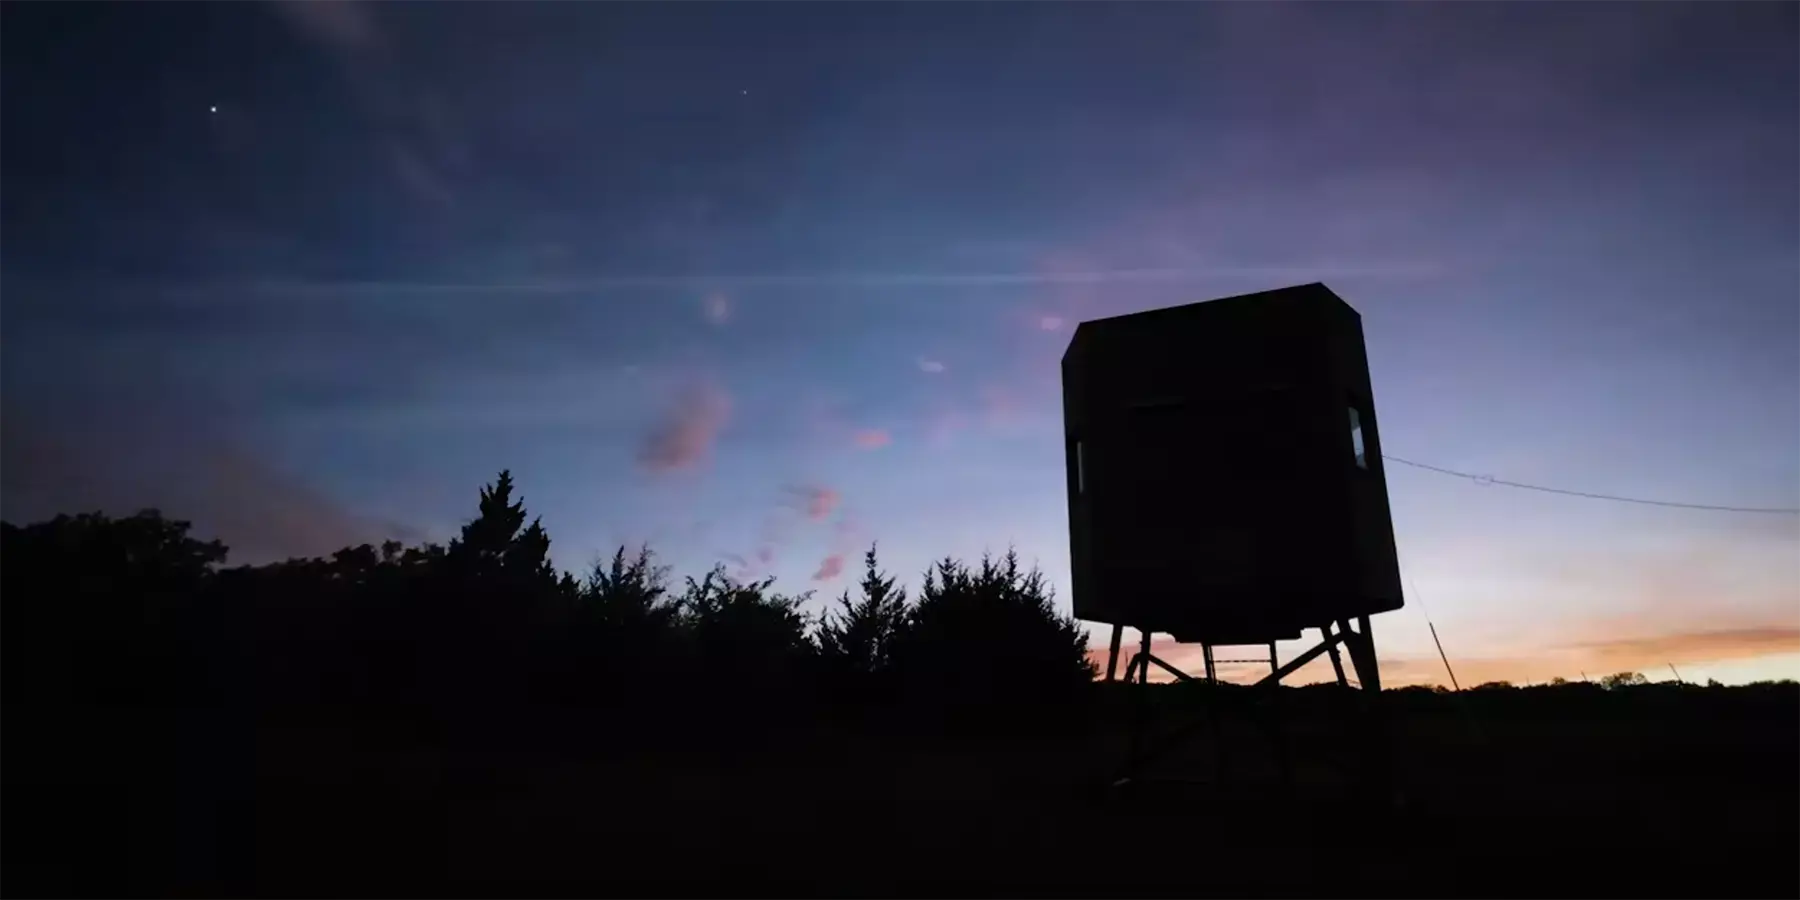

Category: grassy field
[8, 682, 1796, 897]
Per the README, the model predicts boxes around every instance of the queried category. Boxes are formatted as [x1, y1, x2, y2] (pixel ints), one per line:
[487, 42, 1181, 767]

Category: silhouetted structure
[1062, 282, 1402, 679]
[1062, 283, 1409, 798]
[1058, 280, 1396, 648]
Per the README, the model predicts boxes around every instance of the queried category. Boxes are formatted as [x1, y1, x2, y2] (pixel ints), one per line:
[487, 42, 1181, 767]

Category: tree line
[2, 470, 1096, 739]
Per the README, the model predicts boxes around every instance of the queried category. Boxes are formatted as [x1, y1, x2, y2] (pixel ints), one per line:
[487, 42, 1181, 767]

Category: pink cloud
[738, 483, 840, 577]
[1038, 315, 1066, 331]
[979, 384, 1026, 429]
[812, 552, 847, 582]
[853, 429, 892, 450]
[785, 484, 841, 521]
[812, 511, 864, 583]
[702, 291, 732, 326]
[797, 392, 903, 454]
[637, 380, 731, 473]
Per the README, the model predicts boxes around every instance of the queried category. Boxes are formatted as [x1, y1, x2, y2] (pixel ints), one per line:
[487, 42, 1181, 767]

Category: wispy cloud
[702, 291, 732, 326]
[269, 0, 469, 224]
[811, 512, 860, 583]
[269, 0, 378, 52]
[727, 485, 851, 581]
[1567, 627, 1800, 667]
[785, 484, 841, 521]
[917, 357, 947, 374]
[637, 380, 731, 474]
[159, 262, 1441, 300]
[812, 553, 847, 582]
[853, 429, 892, 450]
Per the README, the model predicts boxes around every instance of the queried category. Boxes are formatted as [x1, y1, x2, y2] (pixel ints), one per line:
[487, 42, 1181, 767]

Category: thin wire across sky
[1381, 454, 1800, 516]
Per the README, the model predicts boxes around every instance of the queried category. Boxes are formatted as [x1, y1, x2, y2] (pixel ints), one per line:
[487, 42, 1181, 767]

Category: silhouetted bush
[2, 510, 227, 708]
[551, 545, 683, 706]
[681, 567, 812, 660]
[892, 550, 1095, 728]
[12, 467, 1787, 755]
[2, 475, 1127, 741]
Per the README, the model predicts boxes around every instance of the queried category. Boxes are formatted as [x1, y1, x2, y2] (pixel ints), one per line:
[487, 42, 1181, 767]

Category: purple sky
[4, 2, 1795, 683]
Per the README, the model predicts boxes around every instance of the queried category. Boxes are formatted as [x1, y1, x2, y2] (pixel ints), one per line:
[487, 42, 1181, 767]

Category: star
[209, 106, 218, 113]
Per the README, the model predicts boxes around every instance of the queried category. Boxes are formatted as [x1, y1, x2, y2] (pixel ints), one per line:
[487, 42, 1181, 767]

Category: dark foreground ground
[8, 682, 1796, 898]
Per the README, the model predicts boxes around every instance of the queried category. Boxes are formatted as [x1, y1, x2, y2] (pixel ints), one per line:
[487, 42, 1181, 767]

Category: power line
[1381, 454, 1800, 516]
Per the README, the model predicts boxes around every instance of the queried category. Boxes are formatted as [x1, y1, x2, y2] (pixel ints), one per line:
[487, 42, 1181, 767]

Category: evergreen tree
[818, 543, 909, 677]
[581, 545, 679, 632]
[447, 470, 557, 587]
[680, 565, 814, 661]
[679, 565, 816, 715]
[558, 545, 684, 702]
[429, 470, 570, 712]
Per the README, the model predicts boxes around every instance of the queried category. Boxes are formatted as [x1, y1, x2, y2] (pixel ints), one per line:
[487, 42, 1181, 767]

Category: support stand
[1102, 626, 1291, 687]
[1105, 616, 1390, 800]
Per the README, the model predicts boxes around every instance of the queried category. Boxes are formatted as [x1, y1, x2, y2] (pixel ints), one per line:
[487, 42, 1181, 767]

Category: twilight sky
[4, 1, 1796, 685]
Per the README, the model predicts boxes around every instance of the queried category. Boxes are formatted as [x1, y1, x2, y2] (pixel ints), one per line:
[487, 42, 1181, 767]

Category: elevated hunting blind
[1062, 282, 1402, 650]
